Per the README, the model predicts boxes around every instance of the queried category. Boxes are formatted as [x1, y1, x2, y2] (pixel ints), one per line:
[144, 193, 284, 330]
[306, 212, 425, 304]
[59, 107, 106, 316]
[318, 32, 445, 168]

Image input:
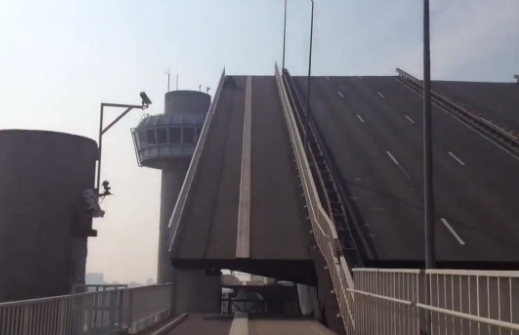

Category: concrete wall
[165, 90, 211, 115]
[0, 130, 97, 302]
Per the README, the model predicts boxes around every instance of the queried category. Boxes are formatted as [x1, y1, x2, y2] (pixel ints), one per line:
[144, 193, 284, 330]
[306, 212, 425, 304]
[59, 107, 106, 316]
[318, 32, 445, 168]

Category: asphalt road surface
[156, 314, 337, 335]
[165, 314, 233, 335]
[248, 316, 337, 335]
[172, 76, 308, 262]
[433, 80, 519, 132]
[294, 75, 519, 263]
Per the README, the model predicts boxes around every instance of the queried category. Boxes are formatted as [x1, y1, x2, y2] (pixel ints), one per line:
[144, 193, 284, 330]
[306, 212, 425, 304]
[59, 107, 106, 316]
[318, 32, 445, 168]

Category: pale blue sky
[1, 0, 518, 283]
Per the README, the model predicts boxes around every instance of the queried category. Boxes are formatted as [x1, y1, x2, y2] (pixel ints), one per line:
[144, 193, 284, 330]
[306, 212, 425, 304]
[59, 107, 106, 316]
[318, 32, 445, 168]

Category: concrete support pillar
[157, 160, 190, 283]
[159, 160, 221, 314]
[173, 269, 221, 314]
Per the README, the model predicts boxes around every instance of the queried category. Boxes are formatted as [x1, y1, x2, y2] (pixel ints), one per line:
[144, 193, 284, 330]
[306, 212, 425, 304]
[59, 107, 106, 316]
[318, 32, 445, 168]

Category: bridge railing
[168, 67, 226, 253]
[351, 268, 519, 335]
[274, 63, 356, 334]
[0, 283, 172, 335]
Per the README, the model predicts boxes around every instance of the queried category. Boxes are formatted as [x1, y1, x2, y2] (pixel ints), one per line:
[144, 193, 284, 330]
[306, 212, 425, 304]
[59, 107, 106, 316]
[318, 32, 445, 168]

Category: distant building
[85, 273, 105, 285]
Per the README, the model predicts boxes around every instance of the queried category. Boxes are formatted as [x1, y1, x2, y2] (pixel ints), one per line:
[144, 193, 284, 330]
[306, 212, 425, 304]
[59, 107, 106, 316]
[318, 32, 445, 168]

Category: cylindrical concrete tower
[0, 130, 98, 302]
[132, 91, 209, 282]
[132, 90, 221, 313]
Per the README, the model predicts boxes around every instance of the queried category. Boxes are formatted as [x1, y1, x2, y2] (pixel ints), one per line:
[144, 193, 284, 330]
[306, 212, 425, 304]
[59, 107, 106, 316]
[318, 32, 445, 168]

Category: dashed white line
[326, 76, 330, 80]
[396, 76, 519, 162]
[377, 92, 385, 98]
[357, 114, 365, 123]
[386, 151, 399, 165]
[441, 218, 465, 245]
[386, 151, 411, 179]
[405, 115, 415, 124]
[448, 152, 465, 166]
[358, 76, 363, 80]
[338, 91, 343, 98]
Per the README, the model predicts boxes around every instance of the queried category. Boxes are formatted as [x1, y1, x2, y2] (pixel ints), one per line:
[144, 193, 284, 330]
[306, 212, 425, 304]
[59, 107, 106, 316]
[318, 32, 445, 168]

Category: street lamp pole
[96, 95, 151, 195]
[304, 0, 314, 153]
[282, 0, 288, 70]
[423, 0, 435, 333]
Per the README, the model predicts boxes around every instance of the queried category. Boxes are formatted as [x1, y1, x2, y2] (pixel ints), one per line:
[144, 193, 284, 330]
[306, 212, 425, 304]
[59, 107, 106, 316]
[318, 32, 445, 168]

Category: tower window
[169, 128, 181, 144]
[157, 128, 168, 144]
[183, 128, 195, 144]
[147, 129, 156, 144]
[139, 131, 148, 147]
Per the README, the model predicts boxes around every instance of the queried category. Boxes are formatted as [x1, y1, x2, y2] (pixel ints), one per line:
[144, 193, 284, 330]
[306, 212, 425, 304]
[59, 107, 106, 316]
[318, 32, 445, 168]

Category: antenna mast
[166, 67, 171, 92]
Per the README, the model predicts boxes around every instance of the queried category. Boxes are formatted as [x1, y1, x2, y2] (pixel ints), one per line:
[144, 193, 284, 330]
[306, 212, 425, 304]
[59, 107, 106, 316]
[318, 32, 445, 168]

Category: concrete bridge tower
[131, 90, 220, 313]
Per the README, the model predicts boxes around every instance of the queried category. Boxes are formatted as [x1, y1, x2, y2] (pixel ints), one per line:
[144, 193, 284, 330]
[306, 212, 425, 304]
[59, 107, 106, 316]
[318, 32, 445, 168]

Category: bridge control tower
[131, 90, 220, 313]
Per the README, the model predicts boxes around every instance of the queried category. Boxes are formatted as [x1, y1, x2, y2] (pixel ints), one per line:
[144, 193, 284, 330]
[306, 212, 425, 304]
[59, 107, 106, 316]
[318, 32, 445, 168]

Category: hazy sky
[1, 0, 518, 284]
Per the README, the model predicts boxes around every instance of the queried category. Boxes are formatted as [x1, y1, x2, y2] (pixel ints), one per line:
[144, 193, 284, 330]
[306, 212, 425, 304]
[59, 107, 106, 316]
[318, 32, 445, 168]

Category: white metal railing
[351, 269, 519, 335]
[275, 62, 519, 335]
[0, 283, 173, 335]
[274, 63, 356, 334]
[168, 67, 226, 248]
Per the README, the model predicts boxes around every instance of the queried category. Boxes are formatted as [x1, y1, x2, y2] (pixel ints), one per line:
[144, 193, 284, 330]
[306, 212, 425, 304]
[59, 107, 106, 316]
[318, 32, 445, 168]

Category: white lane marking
[405, 115, 415, 124]
[357, 114, 365, 123]
[377, 91, 385, 98]
[236, 76, 252, 259]
[326, 76, 330, 80]
[386, 151, 411, 179]
[358, 76, 363, 80]
[229, 313, 249, 335]
[386, 151, 399, 165]
[448, 152, 465, 166]
[149, 314, 187, 335]
[441, 218, 466, 245]
[338, 91, 344, 98]
[395, 76, 519, 162]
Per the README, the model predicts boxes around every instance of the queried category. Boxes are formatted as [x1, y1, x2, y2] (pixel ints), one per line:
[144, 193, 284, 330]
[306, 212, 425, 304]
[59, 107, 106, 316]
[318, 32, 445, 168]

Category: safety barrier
[351, 269, 519, 335]
[0, 283, 173, 335]
[168, 67, 226, 252]
[274, 63, 355, 334]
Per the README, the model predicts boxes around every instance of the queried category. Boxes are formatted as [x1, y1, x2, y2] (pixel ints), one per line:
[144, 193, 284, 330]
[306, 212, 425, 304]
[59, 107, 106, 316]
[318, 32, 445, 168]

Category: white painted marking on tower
[236, 76, 252, 259]
[441, 218, 466, 245]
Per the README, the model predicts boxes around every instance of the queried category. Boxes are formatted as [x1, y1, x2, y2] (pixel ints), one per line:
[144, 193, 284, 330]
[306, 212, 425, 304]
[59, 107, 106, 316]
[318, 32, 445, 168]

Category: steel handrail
[274, 63, 355, 333]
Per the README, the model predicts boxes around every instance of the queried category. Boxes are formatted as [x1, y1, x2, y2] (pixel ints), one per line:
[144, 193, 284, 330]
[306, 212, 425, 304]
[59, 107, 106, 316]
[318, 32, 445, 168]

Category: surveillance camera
[140, 92, 152, 107]
[101, 180, 112, 197]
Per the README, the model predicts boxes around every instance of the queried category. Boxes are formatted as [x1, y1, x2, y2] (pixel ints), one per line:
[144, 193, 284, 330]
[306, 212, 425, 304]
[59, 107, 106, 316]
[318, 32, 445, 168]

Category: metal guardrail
[396, 68, 519, 158]
[351, 269, 519, 335]
[0, 283, 173, 335]
[168, 67, 226, 252]
[282, 68, 368, 266]
[274, 63, 356, 334]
